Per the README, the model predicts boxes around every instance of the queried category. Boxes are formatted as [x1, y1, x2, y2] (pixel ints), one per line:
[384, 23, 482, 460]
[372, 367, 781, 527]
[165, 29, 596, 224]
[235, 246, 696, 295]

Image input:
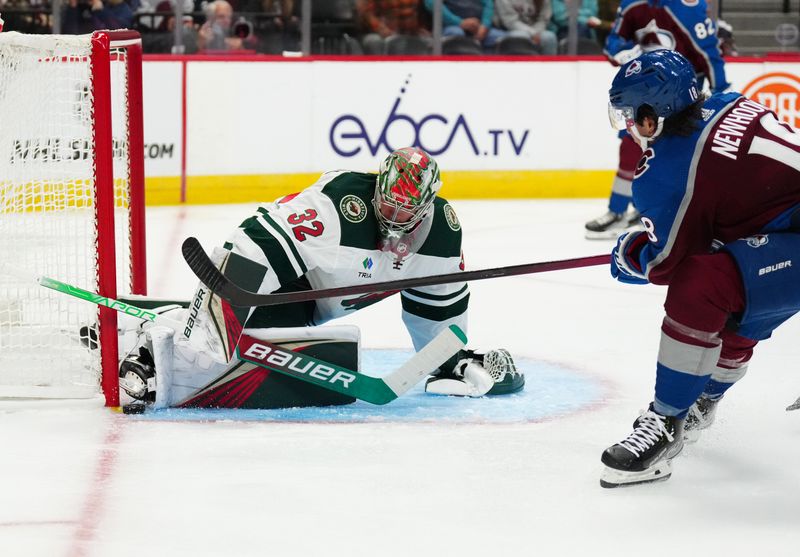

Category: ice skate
[600, 406, 684, 488]
[683, 395, 719, 443]
[585, 209, 643, 240]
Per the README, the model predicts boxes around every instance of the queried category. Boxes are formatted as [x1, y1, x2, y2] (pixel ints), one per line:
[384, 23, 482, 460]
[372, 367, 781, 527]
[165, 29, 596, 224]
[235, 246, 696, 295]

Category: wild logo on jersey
[339, 194, 367, 223]
[444, 204, 461, 231]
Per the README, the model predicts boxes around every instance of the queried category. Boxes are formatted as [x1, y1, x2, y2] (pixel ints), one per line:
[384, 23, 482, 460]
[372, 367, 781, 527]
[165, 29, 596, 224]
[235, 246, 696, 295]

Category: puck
[122, 402, 146, 415]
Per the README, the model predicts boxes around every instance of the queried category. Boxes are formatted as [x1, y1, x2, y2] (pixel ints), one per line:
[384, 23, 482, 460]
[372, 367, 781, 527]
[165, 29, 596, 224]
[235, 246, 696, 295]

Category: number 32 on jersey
[287, 209, 325, 242]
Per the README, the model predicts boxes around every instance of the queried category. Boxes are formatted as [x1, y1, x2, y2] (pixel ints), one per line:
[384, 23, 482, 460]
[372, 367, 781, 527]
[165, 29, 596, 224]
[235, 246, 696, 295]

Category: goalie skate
[600, 406, 684, 488]
[119, 347, 157, 404]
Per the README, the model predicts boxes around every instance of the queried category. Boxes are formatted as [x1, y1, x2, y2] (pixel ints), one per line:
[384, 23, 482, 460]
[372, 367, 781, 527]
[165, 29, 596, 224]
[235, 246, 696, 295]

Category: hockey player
[600, 50, 800, 487]
[119, 147, 523, 409]
[585, 0, 729, 239]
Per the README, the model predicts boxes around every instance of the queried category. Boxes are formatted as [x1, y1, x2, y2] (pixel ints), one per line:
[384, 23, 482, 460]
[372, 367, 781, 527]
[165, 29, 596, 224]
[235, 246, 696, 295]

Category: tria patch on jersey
[339, 194, 368, 223]
[443, 204, 461, 231]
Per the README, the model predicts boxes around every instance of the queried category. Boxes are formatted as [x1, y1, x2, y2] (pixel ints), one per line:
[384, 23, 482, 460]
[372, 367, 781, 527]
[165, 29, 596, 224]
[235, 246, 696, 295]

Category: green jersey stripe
[404, 284, 468, 302]
[256, 209, 309, 275]
[401, 292, 470, 322]
[239, 215, 301, 285]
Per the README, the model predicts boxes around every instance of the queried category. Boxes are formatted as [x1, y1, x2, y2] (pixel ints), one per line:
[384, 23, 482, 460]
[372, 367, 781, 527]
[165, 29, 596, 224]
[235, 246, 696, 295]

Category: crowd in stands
[0, 0, 733, 57]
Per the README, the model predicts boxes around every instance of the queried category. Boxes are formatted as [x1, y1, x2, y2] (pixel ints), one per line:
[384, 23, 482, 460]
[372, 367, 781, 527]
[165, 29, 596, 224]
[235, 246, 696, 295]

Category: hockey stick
[0, 262, 184, 330]
[236, 324, 467, 405]
[35, 276, 185, 331]
[13, 269, 466, 405]
[182, 237, 610, 307]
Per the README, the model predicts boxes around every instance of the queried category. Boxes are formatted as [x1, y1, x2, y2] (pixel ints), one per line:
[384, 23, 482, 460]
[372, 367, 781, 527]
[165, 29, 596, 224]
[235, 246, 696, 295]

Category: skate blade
[584, 229, 624, 240]
[682, 429, 701, 444]
[599, 460, 673, 488]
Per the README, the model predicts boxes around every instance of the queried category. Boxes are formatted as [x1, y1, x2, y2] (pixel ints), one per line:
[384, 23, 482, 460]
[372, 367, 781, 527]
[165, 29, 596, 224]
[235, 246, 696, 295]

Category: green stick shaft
[36, 276, 183, 330]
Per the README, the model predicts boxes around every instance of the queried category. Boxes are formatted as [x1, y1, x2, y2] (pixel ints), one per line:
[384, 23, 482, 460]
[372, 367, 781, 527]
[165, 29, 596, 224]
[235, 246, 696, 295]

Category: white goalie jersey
[221, 170, 470, 352]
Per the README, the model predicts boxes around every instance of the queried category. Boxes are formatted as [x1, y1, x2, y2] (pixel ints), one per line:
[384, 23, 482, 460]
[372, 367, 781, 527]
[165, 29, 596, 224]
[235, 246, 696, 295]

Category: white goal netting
[0, 32, 137, 399]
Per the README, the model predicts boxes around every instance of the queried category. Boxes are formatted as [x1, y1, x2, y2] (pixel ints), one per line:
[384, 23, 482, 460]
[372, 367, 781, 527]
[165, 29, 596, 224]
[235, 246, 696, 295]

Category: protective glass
[608, 104, 635, 131]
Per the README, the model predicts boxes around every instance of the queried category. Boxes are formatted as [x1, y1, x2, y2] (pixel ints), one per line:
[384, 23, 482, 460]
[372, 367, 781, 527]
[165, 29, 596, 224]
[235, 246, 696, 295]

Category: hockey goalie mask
[373, 147, 442, 257]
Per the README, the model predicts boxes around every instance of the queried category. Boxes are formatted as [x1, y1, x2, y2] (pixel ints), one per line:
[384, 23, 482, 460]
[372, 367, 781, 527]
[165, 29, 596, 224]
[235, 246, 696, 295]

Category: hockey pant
[652, 234, 800, 416]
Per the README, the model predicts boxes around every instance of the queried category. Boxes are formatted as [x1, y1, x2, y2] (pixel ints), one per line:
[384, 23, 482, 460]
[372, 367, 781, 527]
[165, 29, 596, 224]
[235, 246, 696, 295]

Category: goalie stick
[182, 236, 610, 307]
[20, 271, 466, 405]
[236, 324, 466, 405]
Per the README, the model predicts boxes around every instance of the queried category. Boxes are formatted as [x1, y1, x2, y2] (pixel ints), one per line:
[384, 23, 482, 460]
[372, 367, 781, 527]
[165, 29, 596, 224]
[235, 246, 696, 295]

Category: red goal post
[0, 30, 147, 406]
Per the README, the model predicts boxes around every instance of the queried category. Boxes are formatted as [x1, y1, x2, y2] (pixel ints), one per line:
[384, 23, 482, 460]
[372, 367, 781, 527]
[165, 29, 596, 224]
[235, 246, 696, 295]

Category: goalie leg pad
[176, 325, 361, 409]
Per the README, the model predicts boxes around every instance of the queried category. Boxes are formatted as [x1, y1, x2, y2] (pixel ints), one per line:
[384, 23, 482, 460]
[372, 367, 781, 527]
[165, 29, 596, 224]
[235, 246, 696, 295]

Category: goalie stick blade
[182, 236, 610, 308]
[181, 237, 240, 302]
[383, 324, 467, 397]
[235, 325, 466, 405]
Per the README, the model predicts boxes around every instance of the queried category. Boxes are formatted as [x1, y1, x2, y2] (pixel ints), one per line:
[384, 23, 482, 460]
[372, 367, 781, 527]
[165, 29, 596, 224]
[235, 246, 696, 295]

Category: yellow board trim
[144, 170, 614, 206]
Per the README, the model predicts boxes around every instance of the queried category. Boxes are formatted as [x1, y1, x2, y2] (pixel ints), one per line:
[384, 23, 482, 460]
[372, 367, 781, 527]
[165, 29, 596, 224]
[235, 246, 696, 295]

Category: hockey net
[0, 31, 146, 406]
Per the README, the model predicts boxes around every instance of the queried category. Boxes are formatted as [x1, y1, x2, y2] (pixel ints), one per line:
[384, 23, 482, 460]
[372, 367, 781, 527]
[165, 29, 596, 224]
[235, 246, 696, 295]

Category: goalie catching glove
[425, 348, 524, 397]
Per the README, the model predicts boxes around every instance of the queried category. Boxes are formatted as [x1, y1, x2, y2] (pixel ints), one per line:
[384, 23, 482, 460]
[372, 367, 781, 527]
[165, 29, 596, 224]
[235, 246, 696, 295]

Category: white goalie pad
[251, 325, 361, 370]
[146, 324, 361, 409]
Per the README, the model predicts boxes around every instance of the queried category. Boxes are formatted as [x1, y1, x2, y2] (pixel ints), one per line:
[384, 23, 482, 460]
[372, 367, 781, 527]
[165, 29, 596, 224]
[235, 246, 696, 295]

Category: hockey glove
[425, 355, 494, 397]
[610, 230, 649, 285]
[425, 349, 524, 397]
[612, 44, 643, 65]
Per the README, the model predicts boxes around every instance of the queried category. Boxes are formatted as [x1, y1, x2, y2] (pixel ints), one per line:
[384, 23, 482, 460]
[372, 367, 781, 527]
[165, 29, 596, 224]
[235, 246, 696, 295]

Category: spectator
[90, 0, 135, 30]
[64, 0, 134, 33]
[63, 0, 96, 33]
[494, 0, 558, 55]
[197, 0, 259, 52]
[142, 0, 198, 53]
[423, 0, 510, 52]
[257, 0, 301, 54]
[549, 0, 598, 40]
[587, 0, 618, 45]
[357, 0, 431, 55]
[135, 0, 194, 30]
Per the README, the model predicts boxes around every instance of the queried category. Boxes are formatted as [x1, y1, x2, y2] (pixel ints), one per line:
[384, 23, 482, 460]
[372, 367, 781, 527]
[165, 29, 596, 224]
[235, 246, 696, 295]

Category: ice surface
[1, 200, 799, 557]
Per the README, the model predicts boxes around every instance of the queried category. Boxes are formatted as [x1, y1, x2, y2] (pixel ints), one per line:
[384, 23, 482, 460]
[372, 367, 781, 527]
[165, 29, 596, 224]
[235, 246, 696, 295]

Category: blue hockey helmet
[608, 49, 699, 132]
